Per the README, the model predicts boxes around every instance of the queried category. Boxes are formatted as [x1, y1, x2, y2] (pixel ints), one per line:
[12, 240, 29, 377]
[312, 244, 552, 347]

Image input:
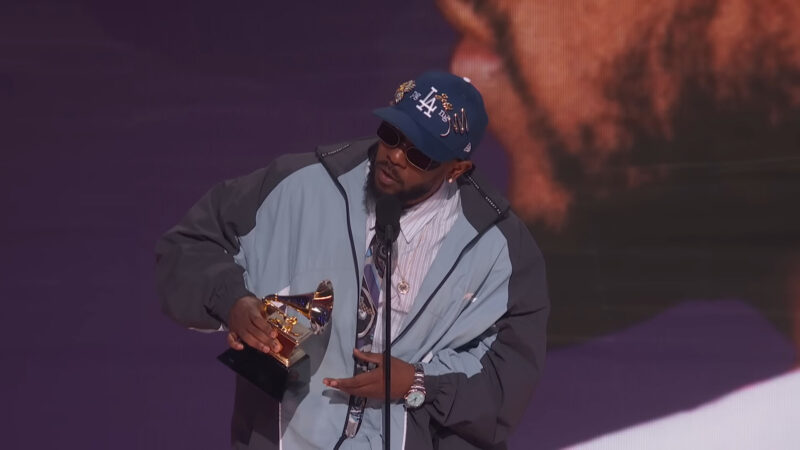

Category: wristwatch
[404, 363, 426, 409]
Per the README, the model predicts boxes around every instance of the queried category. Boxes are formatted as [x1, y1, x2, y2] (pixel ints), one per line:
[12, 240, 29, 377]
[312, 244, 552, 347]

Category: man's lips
[376, 163, 400, 184]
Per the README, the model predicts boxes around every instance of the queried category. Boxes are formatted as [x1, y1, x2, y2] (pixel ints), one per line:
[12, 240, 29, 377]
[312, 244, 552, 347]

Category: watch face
[405, 391, 425, 408]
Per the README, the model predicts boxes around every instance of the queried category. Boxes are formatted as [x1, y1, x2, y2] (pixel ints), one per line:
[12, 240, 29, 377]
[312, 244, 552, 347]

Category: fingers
[353, 349, 383, 365]
[323, 370, 382, 398]
[249, 310, 279, 339]
[323, 351, 415, 400]
[245, 314, 282, 354]
[328, 371, 373, 389]
[248, 310, 282, 354]
[232, 320, 281, 355]
[234, 315, 282, 355]
[228, 296, 282, 355]
[321, 349, 383, 396]
[227, 332, 244, 350]
[239, 329, 282, 355]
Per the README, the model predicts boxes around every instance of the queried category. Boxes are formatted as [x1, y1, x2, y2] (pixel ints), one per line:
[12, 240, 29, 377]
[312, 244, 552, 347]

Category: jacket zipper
[317, 145, 367, 449]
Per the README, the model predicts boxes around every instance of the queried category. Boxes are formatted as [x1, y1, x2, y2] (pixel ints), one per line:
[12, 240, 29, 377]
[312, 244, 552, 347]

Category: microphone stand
[382, 224, 393, 450]
[376, 195, 400, 450]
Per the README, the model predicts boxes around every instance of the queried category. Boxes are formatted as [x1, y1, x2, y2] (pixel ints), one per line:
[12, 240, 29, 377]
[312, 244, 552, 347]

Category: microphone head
[376, 195, 401, 243]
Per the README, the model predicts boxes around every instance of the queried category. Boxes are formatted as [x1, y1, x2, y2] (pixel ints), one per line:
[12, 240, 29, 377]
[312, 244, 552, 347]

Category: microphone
[375, 195, 401, 244]
[374, 194, 400, 450]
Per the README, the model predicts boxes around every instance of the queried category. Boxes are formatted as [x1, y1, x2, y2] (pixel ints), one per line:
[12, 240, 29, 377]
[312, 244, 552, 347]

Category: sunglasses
[376, 122, 441, 171]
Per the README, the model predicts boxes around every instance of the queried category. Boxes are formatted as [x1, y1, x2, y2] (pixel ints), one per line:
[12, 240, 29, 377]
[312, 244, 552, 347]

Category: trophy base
[217, 344, 310, 401]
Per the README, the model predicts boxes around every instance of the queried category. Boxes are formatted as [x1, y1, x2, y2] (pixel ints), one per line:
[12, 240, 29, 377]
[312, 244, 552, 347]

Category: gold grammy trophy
[217, 280, 334, 400]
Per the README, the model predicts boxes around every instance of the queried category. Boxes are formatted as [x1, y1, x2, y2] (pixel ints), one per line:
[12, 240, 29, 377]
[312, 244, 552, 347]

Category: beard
[364, 159, 435, 209]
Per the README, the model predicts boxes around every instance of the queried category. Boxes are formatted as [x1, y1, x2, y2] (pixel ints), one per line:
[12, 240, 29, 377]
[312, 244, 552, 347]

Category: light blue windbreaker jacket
[156, 138, 549, 449]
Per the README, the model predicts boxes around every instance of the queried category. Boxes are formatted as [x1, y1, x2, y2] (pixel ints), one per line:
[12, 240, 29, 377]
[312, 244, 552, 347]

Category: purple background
[1, 2, 794, 448]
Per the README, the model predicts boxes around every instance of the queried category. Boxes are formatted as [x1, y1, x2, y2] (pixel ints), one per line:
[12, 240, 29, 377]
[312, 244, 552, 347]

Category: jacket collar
[457, 169, 509, 234]
[315, 137, 372, 179]
[317, 137, 510, 233]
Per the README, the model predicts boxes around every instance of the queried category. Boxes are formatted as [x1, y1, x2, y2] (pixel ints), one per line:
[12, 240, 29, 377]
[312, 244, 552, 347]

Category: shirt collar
[398, 180, 456, 244]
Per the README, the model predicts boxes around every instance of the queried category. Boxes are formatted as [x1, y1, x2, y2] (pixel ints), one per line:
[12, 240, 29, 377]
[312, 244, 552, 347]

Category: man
[155, 71, 549, 449]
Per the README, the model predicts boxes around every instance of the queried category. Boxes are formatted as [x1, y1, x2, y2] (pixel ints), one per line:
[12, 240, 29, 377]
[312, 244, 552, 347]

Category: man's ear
[448, 160, 474, 182]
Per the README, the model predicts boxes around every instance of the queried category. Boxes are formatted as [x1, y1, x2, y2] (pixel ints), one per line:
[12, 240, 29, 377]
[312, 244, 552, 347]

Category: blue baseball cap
[373, 71, 489, 162]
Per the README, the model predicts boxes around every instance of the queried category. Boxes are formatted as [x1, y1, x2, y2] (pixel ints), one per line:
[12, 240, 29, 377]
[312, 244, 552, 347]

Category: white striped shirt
[366, 177, 461, 353]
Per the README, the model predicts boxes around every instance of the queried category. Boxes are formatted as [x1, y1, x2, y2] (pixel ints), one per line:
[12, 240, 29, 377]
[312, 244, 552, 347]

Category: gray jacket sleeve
[413, 217, 549, 449]
[154, 153, 317, 329]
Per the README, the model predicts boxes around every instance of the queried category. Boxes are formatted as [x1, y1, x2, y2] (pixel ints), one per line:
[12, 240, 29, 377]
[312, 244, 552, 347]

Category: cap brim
[372, 107, 452, 163]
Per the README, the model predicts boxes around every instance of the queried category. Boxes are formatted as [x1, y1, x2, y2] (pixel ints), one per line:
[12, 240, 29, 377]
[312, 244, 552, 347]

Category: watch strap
[404, 363, 426, 409]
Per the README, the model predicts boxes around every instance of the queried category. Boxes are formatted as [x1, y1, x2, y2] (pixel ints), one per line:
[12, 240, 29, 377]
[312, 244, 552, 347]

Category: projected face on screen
[438, 0, 800, 352]
[438, 0, 800, 229]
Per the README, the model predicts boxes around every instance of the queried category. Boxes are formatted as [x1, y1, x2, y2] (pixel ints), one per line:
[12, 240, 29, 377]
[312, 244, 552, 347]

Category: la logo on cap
[416, 87, 439, 118]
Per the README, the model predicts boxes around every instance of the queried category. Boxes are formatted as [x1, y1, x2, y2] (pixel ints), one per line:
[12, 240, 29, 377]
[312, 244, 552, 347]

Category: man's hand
[322, 349, 415, 400]
[226, 295, 282, 355]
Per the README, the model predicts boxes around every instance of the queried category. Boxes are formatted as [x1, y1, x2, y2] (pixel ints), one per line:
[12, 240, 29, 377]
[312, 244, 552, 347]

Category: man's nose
[386, 146, 407, 167]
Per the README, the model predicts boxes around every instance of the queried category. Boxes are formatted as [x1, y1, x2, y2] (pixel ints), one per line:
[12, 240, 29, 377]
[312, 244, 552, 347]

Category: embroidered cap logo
[440, 107, 469, 137]
[416, 87, 439, 118]
[392, 80, 415, 105]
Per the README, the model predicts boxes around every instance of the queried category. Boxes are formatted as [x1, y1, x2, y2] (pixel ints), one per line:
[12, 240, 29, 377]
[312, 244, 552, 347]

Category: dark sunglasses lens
[377, 123, 400, 147]
[377, 122, 440, 171]
[406, 147, 436, 170]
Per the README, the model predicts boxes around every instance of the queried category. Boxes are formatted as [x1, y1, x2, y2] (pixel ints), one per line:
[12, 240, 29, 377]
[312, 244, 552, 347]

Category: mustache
[375, 160, 400, 182]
